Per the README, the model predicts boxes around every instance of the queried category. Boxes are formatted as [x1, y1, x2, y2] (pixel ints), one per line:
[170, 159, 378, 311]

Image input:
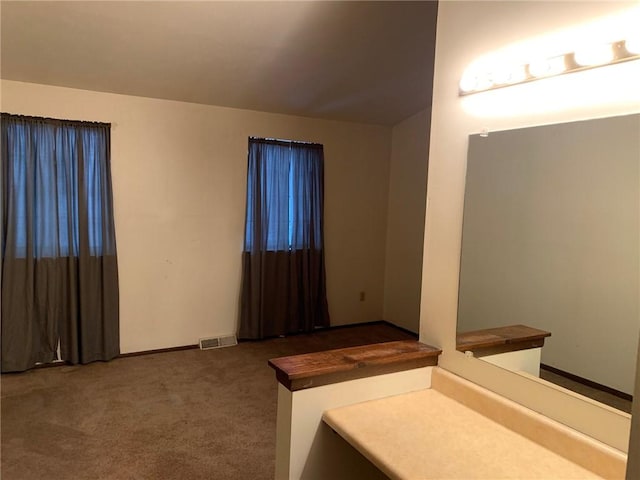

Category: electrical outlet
[359, 291, 365, 301]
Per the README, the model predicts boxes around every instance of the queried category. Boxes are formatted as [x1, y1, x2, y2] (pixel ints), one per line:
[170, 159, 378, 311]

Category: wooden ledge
[457, 324, 551, 357]
[268, 340, 441, 391]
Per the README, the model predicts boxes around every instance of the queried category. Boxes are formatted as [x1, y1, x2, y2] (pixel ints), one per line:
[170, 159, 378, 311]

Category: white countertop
[323, 388, 603, 479]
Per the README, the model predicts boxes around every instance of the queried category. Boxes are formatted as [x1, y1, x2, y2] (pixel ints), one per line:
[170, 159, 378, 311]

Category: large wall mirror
[457, 114, 639, 416]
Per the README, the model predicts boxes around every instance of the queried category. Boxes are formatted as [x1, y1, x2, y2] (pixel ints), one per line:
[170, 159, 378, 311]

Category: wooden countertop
[268, 340, 441, 391]
[457, 324, 551, 356]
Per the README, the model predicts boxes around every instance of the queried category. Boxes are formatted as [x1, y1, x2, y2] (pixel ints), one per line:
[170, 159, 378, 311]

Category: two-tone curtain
[239, 137, 330, 339]
[1, 113, 119, 372]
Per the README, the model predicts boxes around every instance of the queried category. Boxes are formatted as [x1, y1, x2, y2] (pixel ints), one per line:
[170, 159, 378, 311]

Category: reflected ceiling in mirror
[457, 113, 640, 412]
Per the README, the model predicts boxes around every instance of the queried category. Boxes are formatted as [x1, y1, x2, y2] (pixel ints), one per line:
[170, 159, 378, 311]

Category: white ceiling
[1, 1, 438, 126]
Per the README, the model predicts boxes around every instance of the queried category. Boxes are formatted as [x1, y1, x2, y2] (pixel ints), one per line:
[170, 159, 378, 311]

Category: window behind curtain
[244, 137, 323, 252]
[2, 116, 115, 259]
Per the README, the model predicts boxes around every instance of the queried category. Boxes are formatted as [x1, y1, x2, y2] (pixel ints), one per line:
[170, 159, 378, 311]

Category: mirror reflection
[457, 114, 640, 413]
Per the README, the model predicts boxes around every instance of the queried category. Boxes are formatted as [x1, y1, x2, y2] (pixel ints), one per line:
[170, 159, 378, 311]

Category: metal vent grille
[199, 335, 237, 350]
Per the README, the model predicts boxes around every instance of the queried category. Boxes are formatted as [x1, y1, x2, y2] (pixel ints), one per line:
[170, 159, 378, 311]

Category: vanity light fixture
[459, 38, 640, 95]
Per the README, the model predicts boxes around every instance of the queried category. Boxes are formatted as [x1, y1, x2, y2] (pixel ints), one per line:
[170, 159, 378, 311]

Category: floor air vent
[199, 335, 238, 350]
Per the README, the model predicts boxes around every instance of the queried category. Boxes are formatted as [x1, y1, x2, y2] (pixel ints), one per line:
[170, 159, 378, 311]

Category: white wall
[1, 80, 392, 353]
[383, 109, 429, 333]
[421, 0, 640, 451]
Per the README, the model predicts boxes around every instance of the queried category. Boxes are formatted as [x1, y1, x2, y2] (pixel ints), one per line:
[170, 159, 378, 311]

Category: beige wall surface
[383, 109, 429, 333]
[421, 0, 640, 452]
[1, 79, 392, 353]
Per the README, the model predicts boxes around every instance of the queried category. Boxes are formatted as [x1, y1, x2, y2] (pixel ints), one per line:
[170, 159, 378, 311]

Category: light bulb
[459, 71, 479, 93]
[460, 69, 492, 93]
[624, 36, 640, 55]
[528, 55, 567, 78]
[491, 64, 527, 85]
[574, 43, 615, 66]
[474, 73, 493, 91]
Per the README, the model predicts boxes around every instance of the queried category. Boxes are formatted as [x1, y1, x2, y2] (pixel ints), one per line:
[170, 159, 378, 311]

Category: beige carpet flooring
[1, 323, 413, 480]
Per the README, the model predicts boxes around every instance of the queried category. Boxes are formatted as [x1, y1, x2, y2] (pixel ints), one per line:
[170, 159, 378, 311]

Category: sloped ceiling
[1, 1, 438, 126]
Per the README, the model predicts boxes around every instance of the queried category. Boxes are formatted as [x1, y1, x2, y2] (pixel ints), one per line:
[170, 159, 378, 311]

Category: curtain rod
[249, 136, 323, 148]
[1, 112, 111, 128]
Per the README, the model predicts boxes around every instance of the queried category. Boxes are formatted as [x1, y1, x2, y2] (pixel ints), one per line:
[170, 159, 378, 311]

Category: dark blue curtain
[1, 113, 119, 372]
[239, 138, 329, 339]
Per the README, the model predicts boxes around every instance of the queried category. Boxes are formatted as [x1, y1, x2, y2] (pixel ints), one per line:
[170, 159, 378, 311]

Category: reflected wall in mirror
[457, 114, 640, 413]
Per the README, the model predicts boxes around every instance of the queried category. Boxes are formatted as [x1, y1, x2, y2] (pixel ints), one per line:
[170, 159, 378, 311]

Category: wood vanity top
[457, 324, 551, 356]
[268, 340, 441, 391]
